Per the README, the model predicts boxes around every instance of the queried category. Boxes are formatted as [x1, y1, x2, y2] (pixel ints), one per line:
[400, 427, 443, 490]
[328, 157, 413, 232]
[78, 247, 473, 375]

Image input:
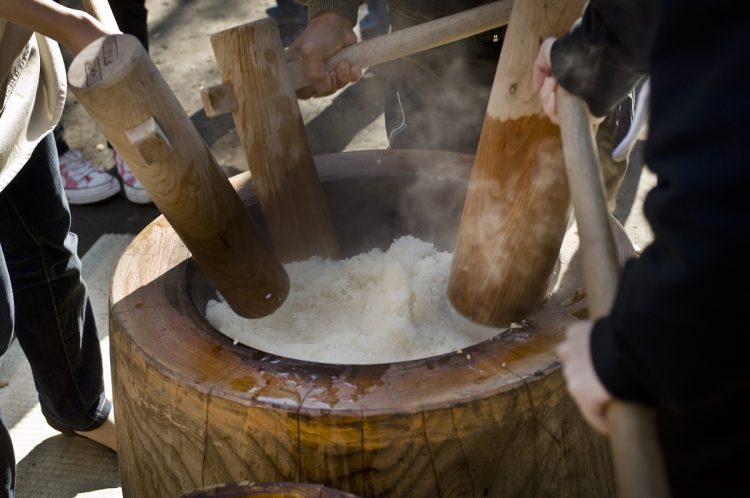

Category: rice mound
[205, 235, 502, 364]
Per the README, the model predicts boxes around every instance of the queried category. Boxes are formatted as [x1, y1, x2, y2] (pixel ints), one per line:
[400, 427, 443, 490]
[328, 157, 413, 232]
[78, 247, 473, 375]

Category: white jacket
[0, 20, 66, 192]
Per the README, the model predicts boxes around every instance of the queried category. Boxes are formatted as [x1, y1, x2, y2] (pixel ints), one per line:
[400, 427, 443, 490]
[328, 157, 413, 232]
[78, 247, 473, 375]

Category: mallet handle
[204, 0, 512, 117]
[557, 89, 671, 498]
[287, 0, 513, 90]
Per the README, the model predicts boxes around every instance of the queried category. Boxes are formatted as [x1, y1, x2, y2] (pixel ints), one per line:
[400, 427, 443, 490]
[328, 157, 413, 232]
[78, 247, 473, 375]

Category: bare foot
[75, 409, 117, 452]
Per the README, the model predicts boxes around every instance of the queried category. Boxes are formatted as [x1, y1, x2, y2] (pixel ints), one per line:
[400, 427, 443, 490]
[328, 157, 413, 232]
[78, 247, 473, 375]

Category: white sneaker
[59, 149, 121, 205]
[114, 151, 152, 204]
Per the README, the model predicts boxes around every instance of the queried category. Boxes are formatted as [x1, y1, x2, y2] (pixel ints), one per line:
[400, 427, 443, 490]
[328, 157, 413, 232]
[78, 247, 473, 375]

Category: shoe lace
[60, 150, 101, 182]
[114, 152, 142, 187]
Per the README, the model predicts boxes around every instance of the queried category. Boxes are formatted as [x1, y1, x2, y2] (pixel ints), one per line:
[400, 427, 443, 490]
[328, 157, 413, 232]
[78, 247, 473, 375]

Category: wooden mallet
[557, 89, 671, 498]
[73, 0, 289, 318]
[202, 0, 513, 263]
[447, 0, 587, 327]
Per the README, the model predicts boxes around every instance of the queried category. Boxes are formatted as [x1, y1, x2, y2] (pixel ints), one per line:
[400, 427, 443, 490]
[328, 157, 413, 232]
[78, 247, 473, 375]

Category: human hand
[64, 12, 120, 56]
[533, 37, 559, 124]
[556, 320, 614, 434]
[287, 12, 361, 98]
[0, 1, 119, 57]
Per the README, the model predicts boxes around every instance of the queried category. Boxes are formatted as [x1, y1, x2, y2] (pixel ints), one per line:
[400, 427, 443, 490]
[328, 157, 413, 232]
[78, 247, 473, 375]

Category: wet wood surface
[179, 481, 360, 498]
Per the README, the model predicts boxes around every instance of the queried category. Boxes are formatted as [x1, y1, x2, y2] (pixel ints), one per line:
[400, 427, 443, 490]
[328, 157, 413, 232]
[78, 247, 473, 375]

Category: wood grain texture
[68, 34, 289, 318]
[201, 81, 238, 118]
[448, 0, 587, 327]
[110, 150, 631, 498]
[210, 19, 338, 262]
[557, 90, 671, 498]
[179, 481, 361, 497]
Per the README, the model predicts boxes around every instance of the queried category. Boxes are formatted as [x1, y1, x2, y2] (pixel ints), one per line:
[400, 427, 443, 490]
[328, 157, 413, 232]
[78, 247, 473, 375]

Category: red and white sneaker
[114, 151, 152, 204]
[59, 149, 121, 205]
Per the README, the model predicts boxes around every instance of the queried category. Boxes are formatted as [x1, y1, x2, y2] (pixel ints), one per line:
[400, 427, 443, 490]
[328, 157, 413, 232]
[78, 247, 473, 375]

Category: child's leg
[0, 248, 17, 497]
[0, 134, 111, 435]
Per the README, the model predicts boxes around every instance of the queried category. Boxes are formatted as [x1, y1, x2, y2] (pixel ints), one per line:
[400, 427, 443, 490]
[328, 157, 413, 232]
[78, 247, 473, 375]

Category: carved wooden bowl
[111, 150, 631, 497]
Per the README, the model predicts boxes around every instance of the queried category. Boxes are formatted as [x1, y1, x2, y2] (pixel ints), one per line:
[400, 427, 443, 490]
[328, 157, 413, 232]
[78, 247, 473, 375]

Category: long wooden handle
[557, 88, 671, 498]
[203, 0, 512, 117]
[288, 0, 513, 90]
[81, 0, 119, 31]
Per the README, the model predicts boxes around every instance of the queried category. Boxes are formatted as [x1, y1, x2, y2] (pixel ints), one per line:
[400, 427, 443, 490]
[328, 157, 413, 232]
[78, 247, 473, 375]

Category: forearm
[550, 0, 656, 116]
[0, 0, 114, 55]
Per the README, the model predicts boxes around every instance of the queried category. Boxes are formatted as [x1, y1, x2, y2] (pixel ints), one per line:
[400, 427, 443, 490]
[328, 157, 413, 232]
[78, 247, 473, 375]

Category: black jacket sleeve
[580, 0, 750, 411]
[550, 0, 657, 116]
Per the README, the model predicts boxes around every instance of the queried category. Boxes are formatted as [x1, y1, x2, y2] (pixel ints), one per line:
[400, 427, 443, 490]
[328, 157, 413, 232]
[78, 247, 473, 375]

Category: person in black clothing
[535, 0, 750, 495]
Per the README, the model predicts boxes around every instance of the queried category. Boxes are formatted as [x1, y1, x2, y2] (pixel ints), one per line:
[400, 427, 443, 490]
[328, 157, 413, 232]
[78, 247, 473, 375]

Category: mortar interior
[187, 150, 541, 364]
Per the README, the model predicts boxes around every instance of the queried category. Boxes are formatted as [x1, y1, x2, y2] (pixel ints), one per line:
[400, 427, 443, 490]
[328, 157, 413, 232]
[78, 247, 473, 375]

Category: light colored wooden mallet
[203, 0, 513, 263]
[208, 20, 339, 263]
[73, 0, 289, 318]
[447, 0, 586, 326]
[557, 88, 671, 498]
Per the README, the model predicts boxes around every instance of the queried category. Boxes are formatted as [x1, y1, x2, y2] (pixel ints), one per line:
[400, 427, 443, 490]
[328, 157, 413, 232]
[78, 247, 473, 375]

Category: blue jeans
[0, 134, 110, 497]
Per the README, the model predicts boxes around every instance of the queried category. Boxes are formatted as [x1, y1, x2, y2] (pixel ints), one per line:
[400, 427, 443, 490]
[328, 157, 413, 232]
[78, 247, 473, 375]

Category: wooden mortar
[178, 481, 360, 498]
[111, 150, 632, 498]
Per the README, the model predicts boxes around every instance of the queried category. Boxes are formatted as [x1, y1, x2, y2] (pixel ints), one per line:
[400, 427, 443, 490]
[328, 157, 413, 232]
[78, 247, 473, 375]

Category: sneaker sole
[123, 184, 153, 204]
[65, 180, 122, 205]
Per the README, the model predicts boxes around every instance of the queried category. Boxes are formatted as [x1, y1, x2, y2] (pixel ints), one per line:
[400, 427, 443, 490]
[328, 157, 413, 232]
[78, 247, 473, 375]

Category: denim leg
[0, 134, 110, 434]
[0, 247, 16, 497]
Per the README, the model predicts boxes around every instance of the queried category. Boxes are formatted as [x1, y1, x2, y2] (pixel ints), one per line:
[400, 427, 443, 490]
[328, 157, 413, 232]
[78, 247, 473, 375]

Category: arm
[550, 0, 655, 117]
[546, 0, 750, 427]
[288, 1, 363, 97]
[0, 0, 117, 55]
[534, 0, 655, 121]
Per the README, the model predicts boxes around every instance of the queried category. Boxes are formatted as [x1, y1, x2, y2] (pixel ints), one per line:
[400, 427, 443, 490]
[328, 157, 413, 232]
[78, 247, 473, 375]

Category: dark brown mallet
[447, 0, 587, 327]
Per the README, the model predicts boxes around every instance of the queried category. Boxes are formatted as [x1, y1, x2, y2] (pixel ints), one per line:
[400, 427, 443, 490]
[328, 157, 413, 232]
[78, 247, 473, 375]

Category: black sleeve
[588, 0, 750, 410]
[550, 0, 657, 116]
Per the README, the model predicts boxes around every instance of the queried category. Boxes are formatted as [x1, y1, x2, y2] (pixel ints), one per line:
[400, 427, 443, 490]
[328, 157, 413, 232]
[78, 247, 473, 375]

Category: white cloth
[612, 78, 650, 162]
[0, 20, 66, 192]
